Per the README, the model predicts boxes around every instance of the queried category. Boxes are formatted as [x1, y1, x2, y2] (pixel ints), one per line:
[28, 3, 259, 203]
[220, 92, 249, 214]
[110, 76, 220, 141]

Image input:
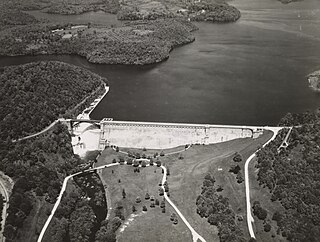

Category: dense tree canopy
[0, 19, 197, 65]
[0, 61, 107, 241]
[196, 173, 244, 242]
[256, 108, 320, 241]
[0, 61, 106, 141]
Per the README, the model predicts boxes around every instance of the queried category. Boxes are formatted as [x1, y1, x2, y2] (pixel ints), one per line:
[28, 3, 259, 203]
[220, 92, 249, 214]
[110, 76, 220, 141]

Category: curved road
[0, 180, 9, 242]
[12, 120, 60, 143]
[244, 127, 283, 239]
[161, 165, 206, 242]
[38, 159, 205, 242]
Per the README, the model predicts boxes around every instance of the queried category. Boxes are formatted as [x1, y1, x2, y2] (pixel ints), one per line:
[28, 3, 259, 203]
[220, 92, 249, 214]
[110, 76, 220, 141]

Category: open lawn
[100, 165, 190, 242]
[158, 131, 274, 241]
[97, 131, 275, 241]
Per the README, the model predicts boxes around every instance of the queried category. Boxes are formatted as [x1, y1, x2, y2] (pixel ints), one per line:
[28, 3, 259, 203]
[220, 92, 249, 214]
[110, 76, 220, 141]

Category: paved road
[12, 120, 60, 143]
[244, 127, 283, 239]
[38, 152, 204, 242]
[0, 179, 9, 242]
[160, 165, 206, 242]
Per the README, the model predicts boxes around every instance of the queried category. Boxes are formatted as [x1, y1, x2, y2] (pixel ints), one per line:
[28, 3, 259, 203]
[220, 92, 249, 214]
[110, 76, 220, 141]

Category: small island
[279, 0, 303, 4]
[308, 70, 320, 91]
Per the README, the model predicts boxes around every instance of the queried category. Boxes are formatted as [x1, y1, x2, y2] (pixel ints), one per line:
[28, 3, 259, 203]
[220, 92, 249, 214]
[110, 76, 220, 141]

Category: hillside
[254, 109, 320, 241]
[0, 19, 197, 65]
[0, 61, 106, 141]
[0, 61, 107, 241]
[1, 0, 120, 14]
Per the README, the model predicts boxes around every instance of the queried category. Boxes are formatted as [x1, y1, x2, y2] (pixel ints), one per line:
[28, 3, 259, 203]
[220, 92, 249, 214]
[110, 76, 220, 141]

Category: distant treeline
[188, 1, 241, 23]
[0, 19, 197, 65]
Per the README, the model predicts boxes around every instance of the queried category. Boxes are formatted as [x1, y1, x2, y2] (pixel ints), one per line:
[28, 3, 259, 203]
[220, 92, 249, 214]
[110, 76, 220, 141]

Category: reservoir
[1, 0, 320, 125]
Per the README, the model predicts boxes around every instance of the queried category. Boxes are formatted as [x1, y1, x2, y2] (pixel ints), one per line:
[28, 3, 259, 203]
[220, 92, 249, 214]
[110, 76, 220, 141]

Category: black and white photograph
[0, 0, 319, 241]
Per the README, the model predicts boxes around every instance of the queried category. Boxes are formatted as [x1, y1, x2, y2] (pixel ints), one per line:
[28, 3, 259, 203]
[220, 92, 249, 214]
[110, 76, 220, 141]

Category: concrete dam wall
[99, 120, 256, 149]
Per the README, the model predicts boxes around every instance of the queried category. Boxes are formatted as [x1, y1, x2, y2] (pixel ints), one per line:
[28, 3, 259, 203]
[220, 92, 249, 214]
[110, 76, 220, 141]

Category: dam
[97, 119, 263, 149]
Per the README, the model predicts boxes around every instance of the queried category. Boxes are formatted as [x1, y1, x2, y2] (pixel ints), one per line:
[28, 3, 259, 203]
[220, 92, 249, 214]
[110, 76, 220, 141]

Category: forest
[1, 0, 119, 14]
[255, 108, 320, 241]
[196, 173, 244, 242]
[188, 1, 241, 23]
[43, 173, 117, 242]
[0, 61, 106, 141]
[0, 61, 108, 241]
[2, 123, 83, 241]
[0, 18, 197, 65]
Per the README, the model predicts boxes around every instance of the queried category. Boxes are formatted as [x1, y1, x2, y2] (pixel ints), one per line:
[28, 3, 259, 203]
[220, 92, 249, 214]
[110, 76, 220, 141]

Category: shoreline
[76, 84, 109, 120]
[71, 83, 109, 157]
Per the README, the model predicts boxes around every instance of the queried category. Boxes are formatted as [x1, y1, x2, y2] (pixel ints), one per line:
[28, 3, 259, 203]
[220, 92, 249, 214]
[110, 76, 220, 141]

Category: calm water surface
[1, 0, 320, 125]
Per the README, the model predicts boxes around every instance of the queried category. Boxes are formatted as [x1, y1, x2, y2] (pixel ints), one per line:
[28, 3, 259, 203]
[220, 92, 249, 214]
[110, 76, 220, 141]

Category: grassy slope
[16, 197, 52, 242]
[99, 165, 191, 242]
[97, 131, 274, 241]
[159, 131, 273, 241]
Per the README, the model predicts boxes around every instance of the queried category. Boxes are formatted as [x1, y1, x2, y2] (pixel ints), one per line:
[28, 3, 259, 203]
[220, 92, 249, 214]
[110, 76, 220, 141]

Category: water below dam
[1, 0, 320, 126]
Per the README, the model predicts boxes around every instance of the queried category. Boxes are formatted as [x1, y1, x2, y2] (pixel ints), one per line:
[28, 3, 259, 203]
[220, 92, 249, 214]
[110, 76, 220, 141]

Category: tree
[159, 187, 164, 196]
[229, 165, 241, 174]
[160, 151, 165, 156]
[156, 160, 161, 167]
[133, 159, 139, 167]
[127, 158, 133, 165]
[252, 201, 267, 220]
[264, 223, 271, 232]
[132, 205, 136, 212]
[142, 206, 147, 211]
[170, 213, 177, 221]
[233, 152, 242, 162]
[122, 189, 126, 199]
[69, 205, 96, 242]
[145, 192, 150, 200]
[160, 200, 165, 208]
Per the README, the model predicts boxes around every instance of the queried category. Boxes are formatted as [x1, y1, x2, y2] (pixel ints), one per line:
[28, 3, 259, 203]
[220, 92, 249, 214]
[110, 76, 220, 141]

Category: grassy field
[97, 131, 274, 241]
[99, 165, 191, 242]
[17, 196, 52, 242]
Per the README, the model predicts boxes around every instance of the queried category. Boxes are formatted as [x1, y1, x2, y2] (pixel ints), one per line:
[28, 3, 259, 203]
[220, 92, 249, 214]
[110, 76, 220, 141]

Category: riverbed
[1, 0, 320, 125]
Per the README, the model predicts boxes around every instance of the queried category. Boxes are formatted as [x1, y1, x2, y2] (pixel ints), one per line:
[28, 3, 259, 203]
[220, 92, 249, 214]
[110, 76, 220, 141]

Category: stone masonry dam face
[99, 120, 255, 149]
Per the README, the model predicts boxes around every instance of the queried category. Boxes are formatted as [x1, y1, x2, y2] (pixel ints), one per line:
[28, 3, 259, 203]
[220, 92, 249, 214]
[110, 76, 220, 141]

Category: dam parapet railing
[98, 119, 265, 149]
